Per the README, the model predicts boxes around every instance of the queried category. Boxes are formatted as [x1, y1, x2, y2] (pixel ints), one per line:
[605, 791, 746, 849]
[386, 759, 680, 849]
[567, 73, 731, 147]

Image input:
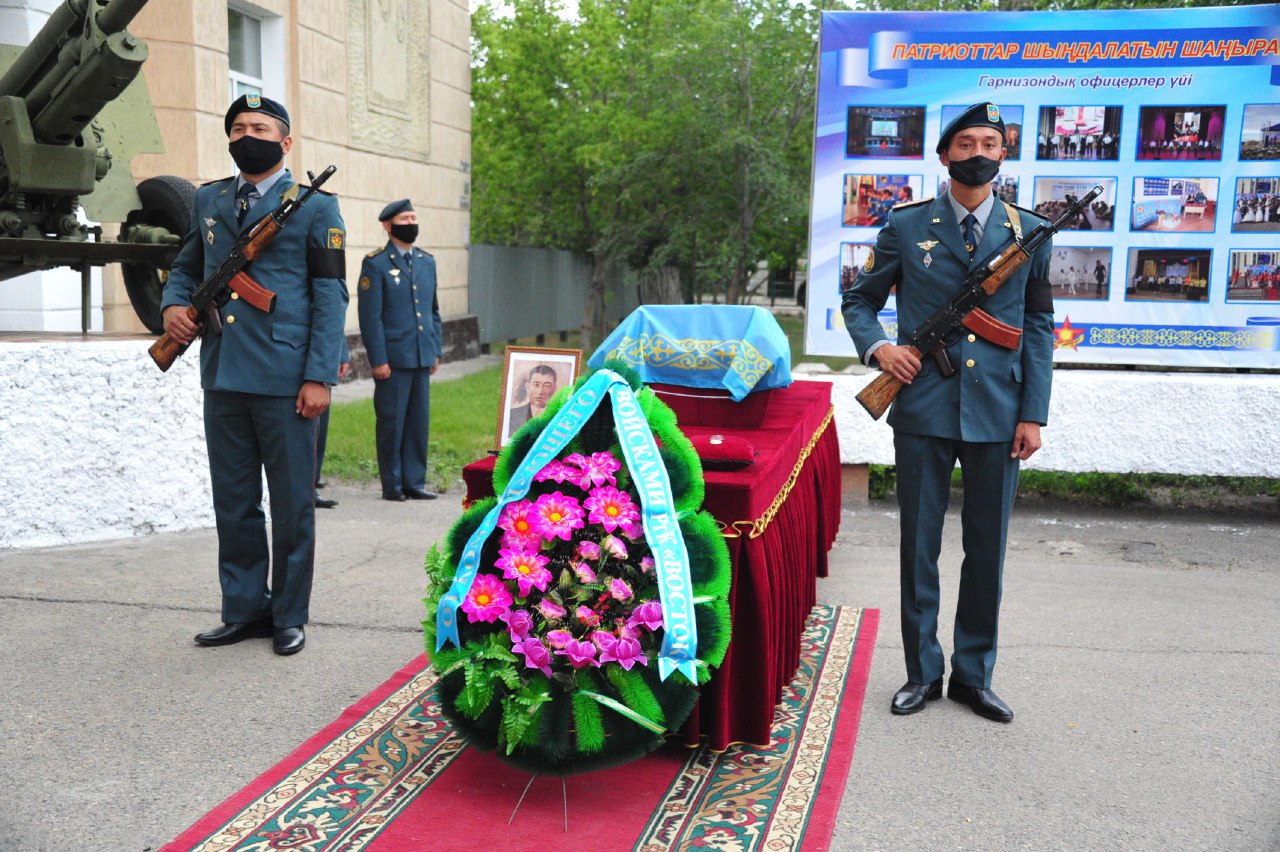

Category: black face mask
[947, 154, 1001, 188]
[390, 223, 419, 244]
[229, 135, 284, 174]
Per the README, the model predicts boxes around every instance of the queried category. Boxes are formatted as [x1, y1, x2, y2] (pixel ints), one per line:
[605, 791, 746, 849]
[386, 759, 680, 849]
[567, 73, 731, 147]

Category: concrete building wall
[2, 0, 471, 338]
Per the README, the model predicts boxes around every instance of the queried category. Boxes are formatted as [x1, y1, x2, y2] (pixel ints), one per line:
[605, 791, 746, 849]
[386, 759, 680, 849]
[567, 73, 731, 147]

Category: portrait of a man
[496, 347, 582, 447]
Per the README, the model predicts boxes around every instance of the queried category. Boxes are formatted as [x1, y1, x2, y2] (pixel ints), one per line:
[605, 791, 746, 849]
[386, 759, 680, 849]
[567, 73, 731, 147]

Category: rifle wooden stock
[855, 344, 921, 420]
[148, 305, 198, 372]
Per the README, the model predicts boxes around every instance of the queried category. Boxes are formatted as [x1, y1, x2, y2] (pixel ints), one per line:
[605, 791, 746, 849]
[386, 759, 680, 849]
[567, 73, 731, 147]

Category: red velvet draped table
[460, 379, 842, 751]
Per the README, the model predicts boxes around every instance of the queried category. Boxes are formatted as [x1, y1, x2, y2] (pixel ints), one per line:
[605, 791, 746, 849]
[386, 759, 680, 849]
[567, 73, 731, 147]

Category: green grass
[772, 312, 860, 373]
[323, 365, 503, 491]
[865, 463, 1279, 507]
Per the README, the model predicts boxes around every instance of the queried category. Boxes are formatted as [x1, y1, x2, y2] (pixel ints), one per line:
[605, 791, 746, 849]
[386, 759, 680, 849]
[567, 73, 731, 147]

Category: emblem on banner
[987, 103, 1000, 122]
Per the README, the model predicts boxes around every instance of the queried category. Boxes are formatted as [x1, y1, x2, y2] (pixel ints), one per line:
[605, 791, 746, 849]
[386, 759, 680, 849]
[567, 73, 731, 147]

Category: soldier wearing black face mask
[161, 93, 349, 657]
[841, 102, 1054, 726]
[357, 199, 443, 502]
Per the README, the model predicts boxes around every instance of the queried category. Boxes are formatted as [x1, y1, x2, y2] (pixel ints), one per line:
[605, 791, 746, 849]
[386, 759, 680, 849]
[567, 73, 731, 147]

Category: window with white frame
[227, 4, 284, 104]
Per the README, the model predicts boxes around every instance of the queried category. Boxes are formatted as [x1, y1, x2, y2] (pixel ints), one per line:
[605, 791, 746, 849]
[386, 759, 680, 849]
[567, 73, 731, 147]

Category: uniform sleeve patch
[863, 248, 875, 273]
[328, 228, 345, 249]
[359, 276, 371, 291]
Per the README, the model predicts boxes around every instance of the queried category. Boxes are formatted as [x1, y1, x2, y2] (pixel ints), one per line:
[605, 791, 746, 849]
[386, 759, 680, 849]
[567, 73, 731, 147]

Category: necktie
[962, 213, 977, 257]
[236, 183, 257, 227]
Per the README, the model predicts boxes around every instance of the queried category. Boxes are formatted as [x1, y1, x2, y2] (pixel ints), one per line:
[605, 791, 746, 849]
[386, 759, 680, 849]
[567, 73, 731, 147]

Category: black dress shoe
[195, 618, 273, 647]
[948, 678, 1014, 723]
[274, 626, 306, 655]
[891, 678, 943, 715]
[382, 491, 407, 502]
[315, 495, 339, 509]
[403, 488, 437, 500]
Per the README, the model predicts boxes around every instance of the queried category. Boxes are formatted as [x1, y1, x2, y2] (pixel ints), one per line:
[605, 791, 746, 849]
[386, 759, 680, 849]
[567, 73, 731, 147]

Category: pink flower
[514, 637, 553, 677]
[545, 629, 574, 649]
[576, 605, 601, 627]
[496, 548, 553, 597]
[565, 452, 621, 489]
[500, 608, 535, 641]
[572, 561, 597, 584]
[577, 540, 602, 561]
[555, 638, 599, 669]
[639, 556, 655, 574]
[538, 598, 567, 621]
[460, 574, 512, 624]
[534, 460, 575, 484]
[498, 500, 542, 550]
[609, 578, 633, 601]
[628, 599, 664, 632]
[601, 534, 629, 560]
[620, 519, 645, 541]
[532, 492, 586, 542]
[584, 486, 642, 534]
[595, 632, 647, 670]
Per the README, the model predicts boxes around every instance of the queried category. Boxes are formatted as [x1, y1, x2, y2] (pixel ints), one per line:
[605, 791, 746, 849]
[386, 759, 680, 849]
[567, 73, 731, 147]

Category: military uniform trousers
[895, 432, 1020, 690]
[205, 390, 319, 628]
[374, 366, 431, 495]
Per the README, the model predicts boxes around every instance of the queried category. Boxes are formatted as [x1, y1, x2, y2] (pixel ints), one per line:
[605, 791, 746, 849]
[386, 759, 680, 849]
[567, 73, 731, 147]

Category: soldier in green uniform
[841, 103, 1055, 723]
[161, 94, 348, 656]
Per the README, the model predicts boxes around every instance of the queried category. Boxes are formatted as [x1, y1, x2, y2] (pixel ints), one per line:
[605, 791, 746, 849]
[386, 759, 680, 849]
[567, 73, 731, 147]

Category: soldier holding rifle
[160, 94, 348, 656]
[841, 103, 1055, 723]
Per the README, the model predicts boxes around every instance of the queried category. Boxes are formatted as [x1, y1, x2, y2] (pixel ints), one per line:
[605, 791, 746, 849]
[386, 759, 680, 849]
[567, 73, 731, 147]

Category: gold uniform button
[227, 315, 236, 324]
[418, 325, 424, 331]
[417, 312, 422, 318]
[231, 292, 240, 300]
[967, 333, 976, 343]
[965, 358, 975, 368]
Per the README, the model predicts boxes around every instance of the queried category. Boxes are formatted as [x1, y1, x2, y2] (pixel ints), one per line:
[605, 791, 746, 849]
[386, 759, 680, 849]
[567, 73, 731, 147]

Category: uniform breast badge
[206, 231, 215, 246]
[917, 240, 939, 268]
[389, 268, 401, 283]
[204, 217, 216, 228]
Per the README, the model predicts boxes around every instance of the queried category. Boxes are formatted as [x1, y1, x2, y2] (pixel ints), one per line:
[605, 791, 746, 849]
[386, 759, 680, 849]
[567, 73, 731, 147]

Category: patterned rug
[164, 605, 878, 852]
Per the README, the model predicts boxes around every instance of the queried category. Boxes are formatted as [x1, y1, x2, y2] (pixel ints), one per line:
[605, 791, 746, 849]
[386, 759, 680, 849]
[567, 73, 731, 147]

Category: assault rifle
[856, 184, 1102, 420]
[148, 165, 338, 371]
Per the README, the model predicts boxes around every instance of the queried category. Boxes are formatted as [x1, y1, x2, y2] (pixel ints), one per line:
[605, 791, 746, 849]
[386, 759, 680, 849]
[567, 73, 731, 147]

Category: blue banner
[435, 369, 699, 682]
[806, 6, 1280, 370]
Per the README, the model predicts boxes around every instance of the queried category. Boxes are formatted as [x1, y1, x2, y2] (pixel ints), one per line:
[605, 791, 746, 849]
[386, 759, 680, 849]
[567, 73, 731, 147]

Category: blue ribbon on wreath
[435, 369, 699, 683]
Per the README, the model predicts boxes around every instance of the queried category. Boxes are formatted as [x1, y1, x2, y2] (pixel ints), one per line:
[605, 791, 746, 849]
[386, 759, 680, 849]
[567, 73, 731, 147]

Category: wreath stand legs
[507, 773, 570, 832]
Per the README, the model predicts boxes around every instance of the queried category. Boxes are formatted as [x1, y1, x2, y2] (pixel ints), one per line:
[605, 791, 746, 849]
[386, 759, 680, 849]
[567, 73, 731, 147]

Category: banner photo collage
[805, 6, 1280, 368]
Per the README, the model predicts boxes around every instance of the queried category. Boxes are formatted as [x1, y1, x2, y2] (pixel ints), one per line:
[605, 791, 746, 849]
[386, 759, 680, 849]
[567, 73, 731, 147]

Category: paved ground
[1, 478, 1277, 849]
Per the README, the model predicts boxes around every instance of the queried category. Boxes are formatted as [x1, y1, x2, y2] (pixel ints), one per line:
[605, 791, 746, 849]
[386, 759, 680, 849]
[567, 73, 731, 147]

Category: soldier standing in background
[357, 199, 443, 502]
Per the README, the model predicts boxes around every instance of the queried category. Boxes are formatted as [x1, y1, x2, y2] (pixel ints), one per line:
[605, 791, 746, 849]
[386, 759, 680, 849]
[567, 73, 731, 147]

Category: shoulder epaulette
[894, 197, 932, 209]
[366, 248, 384, 258]
[1010, 202, 1043, 218]
[200, 176, 235, 188]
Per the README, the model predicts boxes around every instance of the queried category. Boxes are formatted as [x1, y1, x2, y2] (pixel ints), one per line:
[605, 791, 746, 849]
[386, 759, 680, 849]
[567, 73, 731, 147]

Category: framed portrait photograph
[496, 346, 583, 448]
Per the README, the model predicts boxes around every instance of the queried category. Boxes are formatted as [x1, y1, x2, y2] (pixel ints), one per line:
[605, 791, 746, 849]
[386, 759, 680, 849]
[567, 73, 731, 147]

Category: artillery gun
[0, 0, 192, 333]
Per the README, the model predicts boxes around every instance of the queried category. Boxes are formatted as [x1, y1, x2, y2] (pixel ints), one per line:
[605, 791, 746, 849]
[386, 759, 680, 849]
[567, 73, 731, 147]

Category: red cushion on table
[689, 434, 756, 470]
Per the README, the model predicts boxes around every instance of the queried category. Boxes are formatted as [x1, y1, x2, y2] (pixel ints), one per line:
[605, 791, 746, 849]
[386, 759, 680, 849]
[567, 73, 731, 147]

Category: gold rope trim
[718, 405, 835, 540]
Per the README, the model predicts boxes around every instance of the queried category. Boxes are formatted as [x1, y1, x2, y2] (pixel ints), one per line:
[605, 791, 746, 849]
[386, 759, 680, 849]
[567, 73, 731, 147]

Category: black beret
[379, 199, 415, 221]
[937, 102, 1006, 154]
[224, 93, 290, 136]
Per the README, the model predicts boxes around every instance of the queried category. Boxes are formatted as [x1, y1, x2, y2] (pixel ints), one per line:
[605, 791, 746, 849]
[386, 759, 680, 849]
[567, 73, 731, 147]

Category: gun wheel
[121, 175, 196, 334]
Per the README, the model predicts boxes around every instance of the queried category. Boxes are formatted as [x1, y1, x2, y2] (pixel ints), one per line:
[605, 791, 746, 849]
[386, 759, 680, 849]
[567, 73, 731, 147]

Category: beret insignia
[246, 92, 262, 108]
[987, 103, 1000, 122]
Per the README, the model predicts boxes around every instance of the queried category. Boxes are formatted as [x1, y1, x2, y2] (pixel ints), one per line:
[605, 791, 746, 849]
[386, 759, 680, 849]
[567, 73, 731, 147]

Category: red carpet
[164, 605, 878, 852]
